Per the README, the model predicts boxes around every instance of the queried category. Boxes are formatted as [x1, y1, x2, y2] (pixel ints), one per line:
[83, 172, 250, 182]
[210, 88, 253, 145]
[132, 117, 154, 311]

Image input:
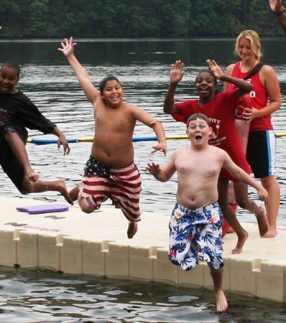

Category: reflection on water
[1, 40, 286, 321]
[1, 266, 286, 322]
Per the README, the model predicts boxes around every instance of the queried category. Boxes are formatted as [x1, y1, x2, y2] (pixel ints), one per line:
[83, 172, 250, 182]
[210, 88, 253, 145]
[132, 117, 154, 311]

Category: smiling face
[0, 65, 19, 94]
[100, 79, 123, 107]
[195, 71, 217, 102]
[235, 30, 261, 63]
[237, 37, 256, 63]
[186, 116, 212, 148]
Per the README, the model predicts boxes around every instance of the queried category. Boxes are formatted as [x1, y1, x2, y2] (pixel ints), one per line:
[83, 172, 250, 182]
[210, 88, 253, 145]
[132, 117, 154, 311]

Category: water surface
[1, 39, 286, 322]
[1, 266, 286, 322]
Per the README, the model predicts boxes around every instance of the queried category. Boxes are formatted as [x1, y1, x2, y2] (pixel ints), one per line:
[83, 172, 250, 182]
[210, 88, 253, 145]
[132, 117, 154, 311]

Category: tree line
[0, 0, 282, 39]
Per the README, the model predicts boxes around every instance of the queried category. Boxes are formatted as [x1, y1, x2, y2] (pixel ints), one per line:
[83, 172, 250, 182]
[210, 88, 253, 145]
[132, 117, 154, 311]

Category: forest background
[0, 0, 283, 39]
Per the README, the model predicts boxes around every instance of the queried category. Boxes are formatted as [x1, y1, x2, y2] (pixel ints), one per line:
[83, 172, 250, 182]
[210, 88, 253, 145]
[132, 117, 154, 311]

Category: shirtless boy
[147, 113, 268, 313]
[59, 37, 167, 239]
[163, 59, 269, 254]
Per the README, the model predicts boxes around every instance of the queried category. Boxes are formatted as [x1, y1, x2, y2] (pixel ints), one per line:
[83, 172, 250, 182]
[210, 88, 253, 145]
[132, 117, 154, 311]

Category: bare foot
[127, 222, 138, 239]
[255, 207, 269, 236]
[57, 180, 73, 205]
[26, 170, 40, 182]
[262, 227, 277, 238]
[231, 230, 248, 254]
[215, 289, 228, 313]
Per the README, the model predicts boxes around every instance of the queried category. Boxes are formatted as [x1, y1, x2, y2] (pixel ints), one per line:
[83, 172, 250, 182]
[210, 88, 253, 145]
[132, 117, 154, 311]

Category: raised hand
[169, 60, 185, 85]
[268, 0, 283, 12]
[58, 37, 77, 57]
[206, 59, 224, 80]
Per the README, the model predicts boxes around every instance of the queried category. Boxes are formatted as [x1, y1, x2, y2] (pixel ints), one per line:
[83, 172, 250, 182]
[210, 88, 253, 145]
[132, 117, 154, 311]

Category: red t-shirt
[172, 90, 252, 180]
[227, 61, 272, 131]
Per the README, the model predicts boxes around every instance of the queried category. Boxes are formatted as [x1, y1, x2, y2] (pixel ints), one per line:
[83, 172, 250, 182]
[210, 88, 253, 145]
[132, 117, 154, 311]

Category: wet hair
[99, 75, 122, 93]
[186, 113, 211, 127]
[234, 29, 262, 60]
[1, 62, 20, 76]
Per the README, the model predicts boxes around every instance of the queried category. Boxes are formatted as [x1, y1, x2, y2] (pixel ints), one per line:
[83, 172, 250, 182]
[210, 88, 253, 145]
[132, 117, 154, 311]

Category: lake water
[1, 39, 286, 322]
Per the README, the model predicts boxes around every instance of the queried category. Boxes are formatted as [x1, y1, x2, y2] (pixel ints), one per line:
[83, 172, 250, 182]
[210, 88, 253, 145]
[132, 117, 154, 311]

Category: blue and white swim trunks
[169, 202, 224, 270]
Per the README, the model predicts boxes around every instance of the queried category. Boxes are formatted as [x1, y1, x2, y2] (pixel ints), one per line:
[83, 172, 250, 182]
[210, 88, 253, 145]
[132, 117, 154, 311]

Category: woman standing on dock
[225, 29, 281, 238]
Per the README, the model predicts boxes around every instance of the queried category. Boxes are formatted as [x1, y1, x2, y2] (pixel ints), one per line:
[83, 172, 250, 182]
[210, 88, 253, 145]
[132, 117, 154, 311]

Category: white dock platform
[1, 196, 286, 303]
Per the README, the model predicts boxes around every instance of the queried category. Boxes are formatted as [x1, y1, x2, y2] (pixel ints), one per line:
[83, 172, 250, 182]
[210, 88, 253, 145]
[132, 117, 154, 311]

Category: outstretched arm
[223, 152, 268, 204]
[58, 37, 99, 104]
[163, 60, 184, 114]
[149, 120, 167, 155]
[132, 106, 167, 154]
[207, 59, 253, 95]
[269, 0, 286, 33]
[147, 160, 176, 182]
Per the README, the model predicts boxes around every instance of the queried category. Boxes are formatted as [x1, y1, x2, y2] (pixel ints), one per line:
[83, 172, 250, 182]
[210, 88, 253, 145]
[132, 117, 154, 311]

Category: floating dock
[1, 196, 286, 303]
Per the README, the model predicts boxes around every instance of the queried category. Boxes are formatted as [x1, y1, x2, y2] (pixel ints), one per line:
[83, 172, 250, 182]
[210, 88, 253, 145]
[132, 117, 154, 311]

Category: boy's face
[101, 80, 123, 107]
[187, 118, 212, 147]
[0, 66, 19, 94]
[195, 71, 216, 100]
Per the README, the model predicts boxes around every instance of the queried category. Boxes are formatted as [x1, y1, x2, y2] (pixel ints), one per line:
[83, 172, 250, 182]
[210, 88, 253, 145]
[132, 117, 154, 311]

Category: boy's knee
[81, 205, 95, 214]
[79, 197, 96, 213]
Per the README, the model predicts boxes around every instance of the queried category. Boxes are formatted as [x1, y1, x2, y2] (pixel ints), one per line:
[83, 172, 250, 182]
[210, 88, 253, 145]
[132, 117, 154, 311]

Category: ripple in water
[0, 266, 286, 322]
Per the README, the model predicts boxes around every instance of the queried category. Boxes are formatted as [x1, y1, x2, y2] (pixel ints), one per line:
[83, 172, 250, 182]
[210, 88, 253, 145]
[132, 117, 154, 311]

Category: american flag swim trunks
[81, 156, 142, 222]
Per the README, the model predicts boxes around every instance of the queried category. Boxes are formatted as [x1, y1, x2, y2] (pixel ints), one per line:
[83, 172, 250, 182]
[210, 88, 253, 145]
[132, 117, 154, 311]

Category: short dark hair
[99, 75, 121, 93]
[186, 113, 211, 127]
[195, 69, 217, 85]
[1, 62, 20, 76]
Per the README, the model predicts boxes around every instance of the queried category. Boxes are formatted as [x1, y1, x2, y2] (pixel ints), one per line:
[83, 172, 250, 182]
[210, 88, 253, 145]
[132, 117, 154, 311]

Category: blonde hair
[234, 29, 262, 60]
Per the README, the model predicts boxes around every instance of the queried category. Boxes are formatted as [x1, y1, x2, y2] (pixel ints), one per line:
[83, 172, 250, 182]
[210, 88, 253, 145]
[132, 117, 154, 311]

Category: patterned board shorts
[169, 202, 224, 270]
[80, 156, 142, 222]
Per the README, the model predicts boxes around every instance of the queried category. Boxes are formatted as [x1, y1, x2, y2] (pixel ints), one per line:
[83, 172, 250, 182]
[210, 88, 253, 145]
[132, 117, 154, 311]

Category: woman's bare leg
[260, 175, 280, 237]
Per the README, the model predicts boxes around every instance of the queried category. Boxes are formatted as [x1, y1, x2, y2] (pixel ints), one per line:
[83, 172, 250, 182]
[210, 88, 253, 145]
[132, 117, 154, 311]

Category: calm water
[1, 266, 286, 323]
[1, 39, 286, 321]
